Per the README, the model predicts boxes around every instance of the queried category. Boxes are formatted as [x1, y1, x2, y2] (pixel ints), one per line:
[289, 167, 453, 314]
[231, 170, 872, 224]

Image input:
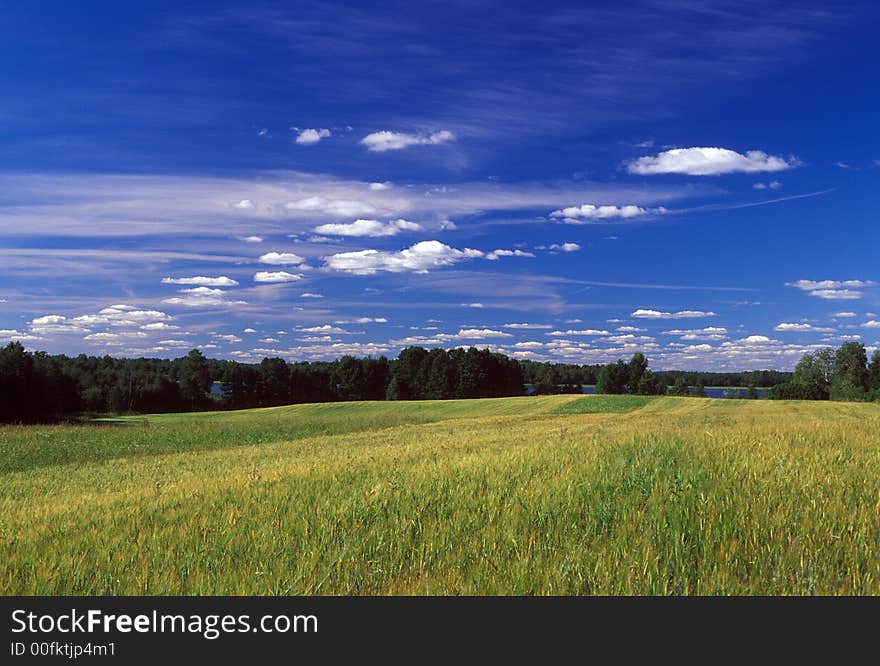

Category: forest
[1, 340, 874, 423]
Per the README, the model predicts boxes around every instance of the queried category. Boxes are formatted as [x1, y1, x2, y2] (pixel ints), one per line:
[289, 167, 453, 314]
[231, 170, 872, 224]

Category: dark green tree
[179, 349, 211, 408]
[831, 342, 869, 401]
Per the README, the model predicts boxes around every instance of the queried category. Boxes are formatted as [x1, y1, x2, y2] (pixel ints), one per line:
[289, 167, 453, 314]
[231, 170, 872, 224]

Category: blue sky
[1, 0, 878, 370]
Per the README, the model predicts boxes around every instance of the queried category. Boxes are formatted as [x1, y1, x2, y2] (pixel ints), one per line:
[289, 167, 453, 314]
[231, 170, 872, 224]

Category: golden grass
[2, 395, 879, 595]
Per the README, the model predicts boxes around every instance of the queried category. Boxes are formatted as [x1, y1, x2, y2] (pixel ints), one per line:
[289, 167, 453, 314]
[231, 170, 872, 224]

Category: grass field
[2, 394, 879, 595]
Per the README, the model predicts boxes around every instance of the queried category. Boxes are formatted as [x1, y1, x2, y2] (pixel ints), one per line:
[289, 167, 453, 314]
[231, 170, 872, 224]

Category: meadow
[2, 394, 879, 595]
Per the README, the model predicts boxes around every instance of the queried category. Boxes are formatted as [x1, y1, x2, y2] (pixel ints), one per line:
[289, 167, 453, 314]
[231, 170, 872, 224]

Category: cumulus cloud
[295, 128, 331, 145]
[662, 326, 728, 340]
[360, 130, 455, 152]
[550, 204, 649, 223]
[549, 242, 581, 252]
[32, 314, 66, 326]
[450, 328, 512, 339]
[313, 219, 423, 237]
[324, 240, 483, 275]
[253, 271, 303, 283]
[547, 329, 610, 336]
[161, 276, 239, 287]
[140, 322, 179, 331]
[862, 320, 880, 329]
[627, 147, 800, 176]
[774, 322, 835, 333]
[787, 279, 876, 300]
[233, 199, 255, 210]
[632, 309, 716, 319]
[485, 249, 535, 260]
[503, 323, 552, 329]
[298, 325, 353, 334]
[333, 317, 389, 324]
[258, 252, 305, 265]
[0, 328, 41, 341]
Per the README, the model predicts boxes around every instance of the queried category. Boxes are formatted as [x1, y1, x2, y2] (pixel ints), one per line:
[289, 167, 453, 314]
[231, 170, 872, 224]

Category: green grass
[555, 394, 658, 414]
[2, 394, 879, 595]
[0, 395, 577, 474]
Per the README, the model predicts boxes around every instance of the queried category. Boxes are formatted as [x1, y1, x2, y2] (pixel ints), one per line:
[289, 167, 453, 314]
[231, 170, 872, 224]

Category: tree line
[766, 342, 880, 401]
[0, 342, 525, 422]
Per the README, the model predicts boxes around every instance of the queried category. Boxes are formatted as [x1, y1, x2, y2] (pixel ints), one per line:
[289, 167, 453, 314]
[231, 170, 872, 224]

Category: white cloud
[140, 322, 179, 331]
[753, 180, 782, 190]
[485, 249, 535, 260]
[627, 147, 799, 176]
[233, 199, 255, 210]
[285, 196, 377, 218]
[0, 329, 41, 341]
[774, 322, 835, 333]
[179, 287, 225, 296]
[464, 303, 484, 308]
[213, 334, 242, 343]
[162, 276, 239, 287]
[449, 328, 512, 340]
[258, 252, 305, 265]
[662, 326, 728, 341]
[360, 130, 455, 152]
[238, 235, 264, 243]
[832, 311, 857, 318]
[789, 279, 875, 291]
[503, 323, 552, 330]
[550, 204, 648, 223]
[324, 240, 483, 275]
[162, 289, 246, 307]
[369, 182, 391, 191]
[632, 309, 716, 319]
[32, 314, 66, 325]
[253, 271, 303, 283]
[617, 326, 647, 332]
[787, 279, 875, 300]
[547, 329, 610, 336]
[334, 317, 389, 324]
[243, 328, 257, 333]
[862, 320, 880, 329]
[548, 242, 581, 252]
[808, 290, 864, 300]
[313, 219, 423, 237]
[84, 332, 122, 341]
[295, 128, 331, 145]
[300, 292, 323, 298]
[298, 325, 353, 334]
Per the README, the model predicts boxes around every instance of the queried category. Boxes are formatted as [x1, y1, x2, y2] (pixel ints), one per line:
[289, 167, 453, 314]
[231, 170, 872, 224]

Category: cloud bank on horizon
[0, 1, 878, 371]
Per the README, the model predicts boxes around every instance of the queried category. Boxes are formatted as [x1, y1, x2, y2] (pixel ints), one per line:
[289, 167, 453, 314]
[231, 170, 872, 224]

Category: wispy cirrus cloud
[0, 172, 697, 238]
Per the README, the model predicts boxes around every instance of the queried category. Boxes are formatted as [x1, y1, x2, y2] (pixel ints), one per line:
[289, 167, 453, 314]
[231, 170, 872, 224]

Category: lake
[525, 385, 767, 399]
